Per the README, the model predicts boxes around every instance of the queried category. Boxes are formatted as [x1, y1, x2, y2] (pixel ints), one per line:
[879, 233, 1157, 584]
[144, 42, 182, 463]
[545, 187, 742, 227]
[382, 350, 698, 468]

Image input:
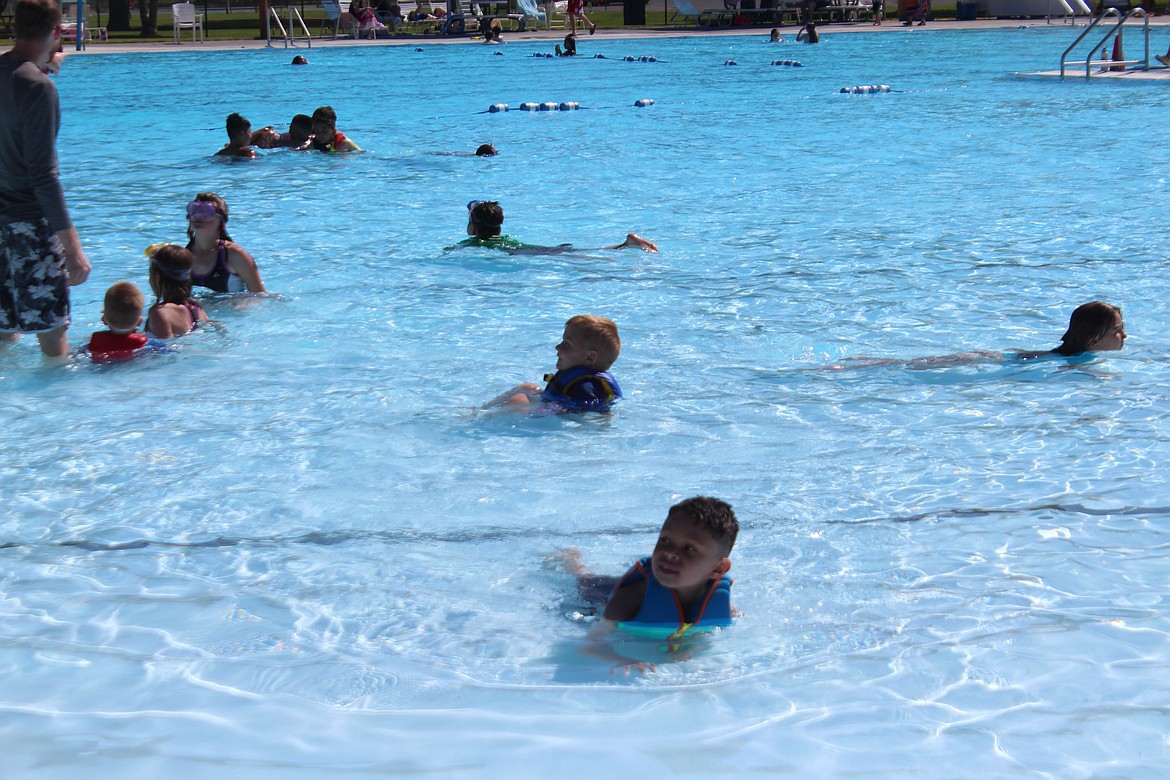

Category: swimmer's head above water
[1055, 301, 1126, 355]
[185, 192, 232, 243]
[467, 200, 504, 239]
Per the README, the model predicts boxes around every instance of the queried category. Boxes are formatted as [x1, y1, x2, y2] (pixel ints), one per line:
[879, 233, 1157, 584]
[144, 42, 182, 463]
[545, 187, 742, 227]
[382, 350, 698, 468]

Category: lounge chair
[516, 0, 547, 25]
[670, 0, 733, 27]
[440, 0, 481, 35]
[321, 0, 348, 37]
[474, 0, 528, 31]
[517, 0, 566, 29]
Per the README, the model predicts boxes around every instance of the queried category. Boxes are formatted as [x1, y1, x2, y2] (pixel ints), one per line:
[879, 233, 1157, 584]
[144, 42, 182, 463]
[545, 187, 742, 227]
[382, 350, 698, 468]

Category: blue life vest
[613, 556, 733, 632]
[541, 366, 622, 411]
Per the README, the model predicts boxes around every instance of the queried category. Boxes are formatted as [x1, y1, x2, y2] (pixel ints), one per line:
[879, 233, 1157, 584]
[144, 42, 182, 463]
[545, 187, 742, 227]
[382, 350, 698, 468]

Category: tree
[138, 0, 159, 36]
[108, 0, 131, 31]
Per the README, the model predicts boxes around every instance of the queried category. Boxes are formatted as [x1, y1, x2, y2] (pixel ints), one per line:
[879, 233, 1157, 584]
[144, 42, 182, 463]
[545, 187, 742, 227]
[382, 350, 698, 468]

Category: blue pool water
[5, 25, 1170, 778]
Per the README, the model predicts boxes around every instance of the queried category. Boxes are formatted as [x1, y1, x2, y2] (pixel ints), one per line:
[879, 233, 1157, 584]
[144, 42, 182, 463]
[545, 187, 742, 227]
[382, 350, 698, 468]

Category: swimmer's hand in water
[614, 233, 659, 253]
[612, 660, 656, 675]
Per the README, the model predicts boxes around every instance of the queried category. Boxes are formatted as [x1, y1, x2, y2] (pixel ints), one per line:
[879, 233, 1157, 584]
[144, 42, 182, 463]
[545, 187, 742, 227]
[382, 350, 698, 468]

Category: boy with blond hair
[490, 314, 623, 412]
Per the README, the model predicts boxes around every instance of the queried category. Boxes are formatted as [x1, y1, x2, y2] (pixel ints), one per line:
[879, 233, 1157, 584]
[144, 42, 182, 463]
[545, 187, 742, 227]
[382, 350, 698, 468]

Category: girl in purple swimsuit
[146, 245, 209, 339]
[185, 192, 265, 294]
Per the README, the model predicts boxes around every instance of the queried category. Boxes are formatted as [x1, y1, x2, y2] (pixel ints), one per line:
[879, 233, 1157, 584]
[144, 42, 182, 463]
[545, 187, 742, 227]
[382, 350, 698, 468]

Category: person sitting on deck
[349, 0, 387, 38]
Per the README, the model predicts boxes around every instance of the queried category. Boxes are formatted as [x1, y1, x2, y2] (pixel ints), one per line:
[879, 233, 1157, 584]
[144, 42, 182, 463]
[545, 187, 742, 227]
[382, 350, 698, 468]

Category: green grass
[77, 3, 966, 44]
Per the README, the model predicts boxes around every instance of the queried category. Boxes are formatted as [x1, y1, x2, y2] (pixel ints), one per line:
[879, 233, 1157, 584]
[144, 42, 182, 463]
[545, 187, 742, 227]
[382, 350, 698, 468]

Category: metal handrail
[266, 4, 313, 46]
[289, 6, 314, 45]
[1060, 7, 1149, 79]
[266, 4, 290, 45]
[1046, 0, 1091, 26]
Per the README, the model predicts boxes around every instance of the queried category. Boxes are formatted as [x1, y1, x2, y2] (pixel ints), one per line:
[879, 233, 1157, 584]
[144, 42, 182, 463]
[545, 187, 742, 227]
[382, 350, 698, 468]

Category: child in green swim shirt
[458, 200, 658, 254]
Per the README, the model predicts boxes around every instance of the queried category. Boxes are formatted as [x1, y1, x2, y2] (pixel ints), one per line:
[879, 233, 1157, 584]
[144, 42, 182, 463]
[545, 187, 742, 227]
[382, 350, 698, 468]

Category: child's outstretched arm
[609, 233, 658, 253]
[580, 619, 655, 675]
[483, 382, 542, 408]
[577, 577, 654, 674]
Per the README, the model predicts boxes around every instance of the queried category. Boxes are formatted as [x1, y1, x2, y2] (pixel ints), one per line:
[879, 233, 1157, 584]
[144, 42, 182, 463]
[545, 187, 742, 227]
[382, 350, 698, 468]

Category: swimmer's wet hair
[475, 143, 497, 157]
[14, 0, 60, 40]
[149, 245, 197, 305]
[226, 112, 251, 138]
[312, 105, 337, 126]
[103, 281, 145, 331]
[290, 114, 314, 140]
[669, 496, 738, 555]
[469, 201, 504, 237]
[1056, 301, 1122, 356]
[565, 314, 620, 370]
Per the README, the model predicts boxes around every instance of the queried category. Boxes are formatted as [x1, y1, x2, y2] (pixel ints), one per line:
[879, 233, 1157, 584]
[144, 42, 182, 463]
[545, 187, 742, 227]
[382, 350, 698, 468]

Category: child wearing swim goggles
[183, 193, 266, 294]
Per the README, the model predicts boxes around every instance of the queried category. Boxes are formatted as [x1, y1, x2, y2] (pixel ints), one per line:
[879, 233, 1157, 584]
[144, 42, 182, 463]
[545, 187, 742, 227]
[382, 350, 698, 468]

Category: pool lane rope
[522, 52, 664, 62]
[840, 84, 891, 94]
[484, 99, 655, 112]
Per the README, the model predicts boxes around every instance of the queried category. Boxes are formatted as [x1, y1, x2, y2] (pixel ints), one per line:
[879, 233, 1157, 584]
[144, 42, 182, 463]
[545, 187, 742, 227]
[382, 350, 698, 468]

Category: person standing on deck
[0, 0, 91, 357]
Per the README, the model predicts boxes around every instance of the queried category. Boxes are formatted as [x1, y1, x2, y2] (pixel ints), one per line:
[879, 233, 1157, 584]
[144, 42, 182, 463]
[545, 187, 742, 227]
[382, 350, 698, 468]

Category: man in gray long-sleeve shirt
[0, 0, 91, 357]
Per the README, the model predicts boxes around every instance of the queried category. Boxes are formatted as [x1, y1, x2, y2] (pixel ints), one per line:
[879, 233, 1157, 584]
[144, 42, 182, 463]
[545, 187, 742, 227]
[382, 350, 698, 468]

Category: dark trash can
[625, 0, 647, 25]
[956, 0, 977, 18]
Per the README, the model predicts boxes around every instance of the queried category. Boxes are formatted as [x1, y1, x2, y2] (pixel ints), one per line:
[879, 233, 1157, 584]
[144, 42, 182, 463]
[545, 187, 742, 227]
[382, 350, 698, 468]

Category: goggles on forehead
[186, 201, 221, 221]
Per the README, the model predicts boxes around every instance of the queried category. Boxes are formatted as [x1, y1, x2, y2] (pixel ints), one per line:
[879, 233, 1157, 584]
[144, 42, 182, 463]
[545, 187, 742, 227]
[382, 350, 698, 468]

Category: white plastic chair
[172, 2, 204, 43]
[545, 0, 567, 29]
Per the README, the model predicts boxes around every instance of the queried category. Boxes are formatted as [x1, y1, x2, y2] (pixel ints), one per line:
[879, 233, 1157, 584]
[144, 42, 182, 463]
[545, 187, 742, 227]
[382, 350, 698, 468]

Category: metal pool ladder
[1060, 7, 1150, 79]
[267, 5, 313, 48]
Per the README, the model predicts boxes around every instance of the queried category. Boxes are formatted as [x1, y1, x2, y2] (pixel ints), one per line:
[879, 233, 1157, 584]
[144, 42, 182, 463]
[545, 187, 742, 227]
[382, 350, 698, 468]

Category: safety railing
[1045, 0, 1091, 25]
[1060, 7, 1150, 78]
[266, 3, 313, 47]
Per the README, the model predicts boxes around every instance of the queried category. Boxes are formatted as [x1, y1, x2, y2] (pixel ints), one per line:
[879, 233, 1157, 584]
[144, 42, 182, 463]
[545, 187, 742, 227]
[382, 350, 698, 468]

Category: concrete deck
[60, 16, 1170, 56]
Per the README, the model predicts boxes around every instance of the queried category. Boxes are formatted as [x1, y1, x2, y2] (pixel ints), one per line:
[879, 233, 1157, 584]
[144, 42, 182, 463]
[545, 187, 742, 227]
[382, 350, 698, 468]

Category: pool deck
[64, 16, 1170, 65]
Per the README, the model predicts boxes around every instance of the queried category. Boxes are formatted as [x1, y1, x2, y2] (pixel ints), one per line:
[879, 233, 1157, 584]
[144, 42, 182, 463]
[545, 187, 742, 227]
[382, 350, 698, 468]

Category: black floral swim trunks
[0, 218, 70, 333]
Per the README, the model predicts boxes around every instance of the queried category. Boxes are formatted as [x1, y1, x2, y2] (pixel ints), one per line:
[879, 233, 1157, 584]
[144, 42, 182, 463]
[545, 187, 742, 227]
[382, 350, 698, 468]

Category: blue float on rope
[839, 84, 890, 94]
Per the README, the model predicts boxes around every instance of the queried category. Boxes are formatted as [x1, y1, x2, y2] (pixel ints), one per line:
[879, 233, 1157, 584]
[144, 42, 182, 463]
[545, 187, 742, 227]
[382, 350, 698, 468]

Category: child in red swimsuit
[86, 281, 151, 362]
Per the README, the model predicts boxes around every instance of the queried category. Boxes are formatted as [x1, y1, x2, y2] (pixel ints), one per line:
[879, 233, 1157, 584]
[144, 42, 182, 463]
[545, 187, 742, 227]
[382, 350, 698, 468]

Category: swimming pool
[5, 24, 1170, 777]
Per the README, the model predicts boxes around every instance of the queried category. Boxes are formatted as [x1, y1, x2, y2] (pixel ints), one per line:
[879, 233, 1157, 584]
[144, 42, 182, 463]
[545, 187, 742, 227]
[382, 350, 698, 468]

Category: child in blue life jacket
[565, 496, 738, 674]
[487, 314, 623, 412]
